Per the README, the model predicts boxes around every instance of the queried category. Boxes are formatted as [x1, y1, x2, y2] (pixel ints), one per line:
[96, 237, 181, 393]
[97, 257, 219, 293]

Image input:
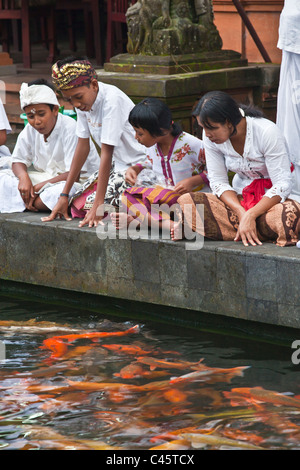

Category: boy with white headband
[0, 79, 99, 214]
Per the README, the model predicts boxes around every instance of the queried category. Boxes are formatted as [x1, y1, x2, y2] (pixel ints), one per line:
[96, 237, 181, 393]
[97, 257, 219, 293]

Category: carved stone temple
[100, 0, 279, 132]
[104, 0, 246, 74]
[126, 0, 222, 56]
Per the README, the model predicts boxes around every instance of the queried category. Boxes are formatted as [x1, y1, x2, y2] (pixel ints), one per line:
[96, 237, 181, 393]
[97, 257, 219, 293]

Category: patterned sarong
[70, 166, 130, 218]
[121, 186, 183, 223]
[177, 192, 300, 247]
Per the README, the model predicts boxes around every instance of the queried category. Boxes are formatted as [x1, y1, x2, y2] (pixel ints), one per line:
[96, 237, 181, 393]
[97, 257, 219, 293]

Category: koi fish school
[105, 454, 195, 466]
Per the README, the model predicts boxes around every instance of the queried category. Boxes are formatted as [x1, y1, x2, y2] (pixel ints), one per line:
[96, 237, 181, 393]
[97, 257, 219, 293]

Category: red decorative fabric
[240, 178, 272, 211]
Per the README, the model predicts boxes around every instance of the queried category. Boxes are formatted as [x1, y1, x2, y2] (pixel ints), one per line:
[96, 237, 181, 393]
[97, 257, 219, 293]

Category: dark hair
[129, 97, 182, 137]
[193, 91, 264, 136]
[28, 78, 56, 111]
[28, 78, 55, 91]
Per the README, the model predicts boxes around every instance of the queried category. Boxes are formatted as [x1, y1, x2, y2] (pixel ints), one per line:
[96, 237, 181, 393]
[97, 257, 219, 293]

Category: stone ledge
[0, 212, 300, 330]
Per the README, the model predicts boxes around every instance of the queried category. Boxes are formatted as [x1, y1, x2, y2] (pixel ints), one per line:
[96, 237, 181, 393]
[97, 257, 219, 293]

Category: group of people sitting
[0, 56, 299, 248]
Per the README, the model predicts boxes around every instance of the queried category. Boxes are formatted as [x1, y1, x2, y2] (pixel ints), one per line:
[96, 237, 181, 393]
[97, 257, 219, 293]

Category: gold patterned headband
[52, 60, 98, 90]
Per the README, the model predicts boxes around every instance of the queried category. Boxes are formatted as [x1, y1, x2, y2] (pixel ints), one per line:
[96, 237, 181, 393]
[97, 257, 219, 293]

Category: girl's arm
[42, 137, 90, 222]
[79, 143, 114, 227]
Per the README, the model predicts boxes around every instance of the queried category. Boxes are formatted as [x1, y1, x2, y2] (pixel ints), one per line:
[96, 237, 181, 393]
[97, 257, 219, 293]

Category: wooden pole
[232, 0, 272, 63]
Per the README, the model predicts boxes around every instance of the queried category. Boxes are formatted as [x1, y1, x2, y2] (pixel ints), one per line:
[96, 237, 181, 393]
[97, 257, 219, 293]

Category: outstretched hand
[41, 197, 72, 222]
[78, 205, 105, 228]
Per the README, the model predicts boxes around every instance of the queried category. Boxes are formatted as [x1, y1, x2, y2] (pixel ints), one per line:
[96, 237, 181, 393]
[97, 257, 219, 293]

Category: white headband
[20, 83, 60, 110]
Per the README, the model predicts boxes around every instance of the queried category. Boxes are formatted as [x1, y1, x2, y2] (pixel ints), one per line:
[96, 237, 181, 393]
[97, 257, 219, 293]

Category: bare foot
[170, 220, 184, 241]
[110, 212, 138, 230]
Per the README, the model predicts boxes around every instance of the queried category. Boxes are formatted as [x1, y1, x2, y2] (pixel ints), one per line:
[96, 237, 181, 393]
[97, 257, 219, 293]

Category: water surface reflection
[0, 295, 300, 450]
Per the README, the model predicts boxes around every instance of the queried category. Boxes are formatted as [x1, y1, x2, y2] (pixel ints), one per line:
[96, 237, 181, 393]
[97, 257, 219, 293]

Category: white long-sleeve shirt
[277, 0, 300, 54]
[75, 82, 146, 172]
[203, 116, 293, 202]
[12, 112, 99, 182]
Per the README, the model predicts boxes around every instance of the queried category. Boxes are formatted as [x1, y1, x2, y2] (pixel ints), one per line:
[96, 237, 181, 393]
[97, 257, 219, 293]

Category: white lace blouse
[203, 116, 293, 202]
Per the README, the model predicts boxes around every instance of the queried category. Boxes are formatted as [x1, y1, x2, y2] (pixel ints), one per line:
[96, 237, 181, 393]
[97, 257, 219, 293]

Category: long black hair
[129, 97, 182, 137]
[193, 91, 264, 136]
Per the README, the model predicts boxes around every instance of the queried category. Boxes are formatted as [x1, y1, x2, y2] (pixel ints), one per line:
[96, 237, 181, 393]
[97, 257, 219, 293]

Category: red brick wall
[212, 0, 284, 63]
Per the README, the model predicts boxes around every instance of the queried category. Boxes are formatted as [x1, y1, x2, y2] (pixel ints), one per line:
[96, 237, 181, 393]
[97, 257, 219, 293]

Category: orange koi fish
[163, 388, 188, 403]
[106, 390, 133, 403]
[225, 386, 300, 409]
[114, 363, 146, 379]
[114, 363, 167, 379]
[136, 356, 205, 371]
[221, 428, 265, 446]
[67, 378, 173, 394]
[63, 344, 98, 360]
[40, 325, 140, 358]
[25, 384, 71, 394]
[101, 344, 153, 355]
[40, 338, 68, 359]
[67, 379, 142, 393]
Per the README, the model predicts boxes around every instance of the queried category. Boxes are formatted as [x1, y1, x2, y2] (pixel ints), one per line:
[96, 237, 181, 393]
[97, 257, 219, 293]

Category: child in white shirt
[0, 79, 99, 213]
[42, 57, 145, 227]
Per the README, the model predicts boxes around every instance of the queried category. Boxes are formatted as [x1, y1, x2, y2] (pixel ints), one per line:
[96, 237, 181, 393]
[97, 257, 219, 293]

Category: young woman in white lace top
[173, 91, 300, 247]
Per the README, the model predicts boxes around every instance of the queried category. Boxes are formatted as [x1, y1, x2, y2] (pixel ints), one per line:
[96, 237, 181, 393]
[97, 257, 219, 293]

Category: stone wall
[0, 212, 300, 331]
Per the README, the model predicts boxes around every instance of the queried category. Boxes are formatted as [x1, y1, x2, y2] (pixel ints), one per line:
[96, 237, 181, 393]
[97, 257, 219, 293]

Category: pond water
[0, 292, 300, 451]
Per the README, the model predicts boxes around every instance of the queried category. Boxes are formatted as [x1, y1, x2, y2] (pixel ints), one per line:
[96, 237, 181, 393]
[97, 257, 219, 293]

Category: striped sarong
[121, 186, 183, 223]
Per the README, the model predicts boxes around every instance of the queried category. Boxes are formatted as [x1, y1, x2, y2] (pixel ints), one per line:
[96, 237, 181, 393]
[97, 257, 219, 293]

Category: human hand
[41, 197, 71, 222]
[18, 175, 33, 206]
[173, 178, 196, 195]
[78, 204, 105, 228]
[234, 210, 262, 247]
[125, 167, 138, 186]
[26, 194, 39, 212]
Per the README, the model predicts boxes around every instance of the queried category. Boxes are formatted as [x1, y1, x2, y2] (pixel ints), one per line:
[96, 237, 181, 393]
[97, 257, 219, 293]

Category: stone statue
[126, 0, 222, 55]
